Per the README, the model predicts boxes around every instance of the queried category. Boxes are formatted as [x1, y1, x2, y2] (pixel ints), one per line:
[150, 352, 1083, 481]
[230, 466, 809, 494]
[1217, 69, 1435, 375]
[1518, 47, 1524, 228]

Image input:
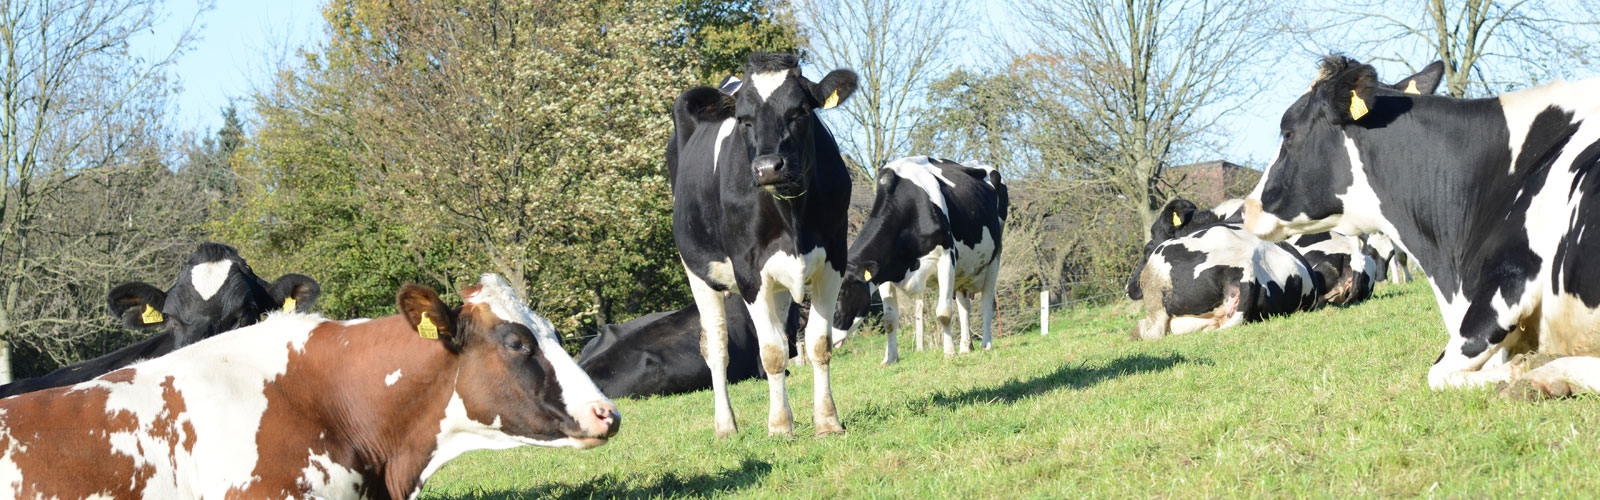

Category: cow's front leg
[880, 283, 901, 365]
[936, 253, 956, 356]
[746, 285, 795, 437]
[686, 270, 737, 437]
[1427, 299, 1521, 389]
[956, 291, 974, 353]
[808, 268, 846, 435]
[1501, 356, 1600, 399]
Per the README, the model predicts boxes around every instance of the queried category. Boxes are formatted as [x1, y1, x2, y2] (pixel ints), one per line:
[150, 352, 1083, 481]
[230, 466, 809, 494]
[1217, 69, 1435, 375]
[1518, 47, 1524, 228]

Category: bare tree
[1305, 0, 1599, 97]
[1013, 0, 1284, 235]
[797, 0, 970, 175]
[0, 0, 203, 382]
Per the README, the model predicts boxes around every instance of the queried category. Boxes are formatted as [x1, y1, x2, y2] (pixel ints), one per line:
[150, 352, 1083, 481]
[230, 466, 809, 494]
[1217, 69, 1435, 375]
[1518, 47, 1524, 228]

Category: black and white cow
[667, 52, 857, 436]
[1239, 55, 1600, 396]
[576, 296, 799, 399]
[1360, 232, 1413, 283]
[1128, 198, 1320, 339]
[830, 156, 1007, 364]
[0, 243, 319, 398]
[1286, 231, 1378, 305]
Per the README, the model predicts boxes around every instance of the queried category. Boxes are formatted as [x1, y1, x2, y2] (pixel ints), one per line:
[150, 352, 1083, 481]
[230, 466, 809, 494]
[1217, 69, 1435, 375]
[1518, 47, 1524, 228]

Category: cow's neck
[1348, 95, 1522, 300]
[300, 315, 460, 498]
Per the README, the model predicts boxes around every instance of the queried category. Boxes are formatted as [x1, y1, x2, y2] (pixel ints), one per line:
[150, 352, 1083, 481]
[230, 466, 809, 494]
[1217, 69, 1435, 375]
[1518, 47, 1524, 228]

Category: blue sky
[143, 0, 324, 135]
[148, 1, 1587, 170]
[149, 0, 1296, 166]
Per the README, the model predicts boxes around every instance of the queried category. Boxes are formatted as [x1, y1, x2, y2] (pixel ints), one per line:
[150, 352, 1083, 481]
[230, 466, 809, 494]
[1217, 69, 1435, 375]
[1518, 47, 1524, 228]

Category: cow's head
[106, 242, 320, 346]
[1127, 198, 1222, 300]
[685, 52, 858, 196]
[831, 268, 874, 346]
[1243, 56, 1444, 241]
[412, 274, 618, 450]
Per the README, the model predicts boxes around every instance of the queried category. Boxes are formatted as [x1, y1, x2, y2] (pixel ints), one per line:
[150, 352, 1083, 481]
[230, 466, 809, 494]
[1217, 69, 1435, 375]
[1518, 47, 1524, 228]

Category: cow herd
[4, 50, 1600, 497]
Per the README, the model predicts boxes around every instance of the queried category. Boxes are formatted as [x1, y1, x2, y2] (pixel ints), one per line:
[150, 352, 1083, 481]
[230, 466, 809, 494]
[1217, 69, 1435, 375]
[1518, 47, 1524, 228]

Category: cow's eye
[504, 337, 530, 354]
[1281, 130, 1292, 141]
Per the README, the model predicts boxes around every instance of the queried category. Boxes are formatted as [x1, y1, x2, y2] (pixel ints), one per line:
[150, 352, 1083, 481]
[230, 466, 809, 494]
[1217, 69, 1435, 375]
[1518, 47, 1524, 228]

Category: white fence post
[915, 298, 925, 351]
[1039, 290, 1050, 336]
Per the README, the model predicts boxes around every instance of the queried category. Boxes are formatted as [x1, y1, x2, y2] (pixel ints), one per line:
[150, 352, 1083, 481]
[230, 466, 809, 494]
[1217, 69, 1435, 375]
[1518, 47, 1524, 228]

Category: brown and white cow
[0, 274, 618, 499]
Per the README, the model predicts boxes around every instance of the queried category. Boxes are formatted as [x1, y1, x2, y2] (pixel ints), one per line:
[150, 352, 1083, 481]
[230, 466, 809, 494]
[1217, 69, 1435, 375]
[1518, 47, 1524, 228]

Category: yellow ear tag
[281, 297, 297, 313]
[1403, 80, 1420, 95]
[418, 312, 439, 340]
[1171, 212, 1183, 226]
[141, 305, 164, 324]
[1348, 90, 1369, 120]
[863, 270, 872, 282]
[822, 90, 839, 110]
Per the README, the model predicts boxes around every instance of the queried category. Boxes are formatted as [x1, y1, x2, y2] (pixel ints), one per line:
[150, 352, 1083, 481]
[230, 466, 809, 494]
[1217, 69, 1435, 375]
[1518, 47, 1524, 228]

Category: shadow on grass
[426, 458, 771, 500]
[931, 352, 1197, 407]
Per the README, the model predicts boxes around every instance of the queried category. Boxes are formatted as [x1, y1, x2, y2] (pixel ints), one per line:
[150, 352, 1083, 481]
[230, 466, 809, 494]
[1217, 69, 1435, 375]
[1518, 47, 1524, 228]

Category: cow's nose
[590, 403, 621, 438]
[752, 155, 784, 185]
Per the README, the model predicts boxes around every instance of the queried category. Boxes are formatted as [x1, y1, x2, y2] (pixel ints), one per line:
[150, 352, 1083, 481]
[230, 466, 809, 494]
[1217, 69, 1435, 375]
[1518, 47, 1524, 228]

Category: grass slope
[421, 281, 1600, 499]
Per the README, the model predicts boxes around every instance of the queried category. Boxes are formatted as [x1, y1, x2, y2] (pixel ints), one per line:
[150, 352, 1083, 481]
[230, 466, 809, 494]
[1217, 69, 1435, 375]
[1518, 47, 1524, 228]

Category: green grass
[420, 281, 1600, 499]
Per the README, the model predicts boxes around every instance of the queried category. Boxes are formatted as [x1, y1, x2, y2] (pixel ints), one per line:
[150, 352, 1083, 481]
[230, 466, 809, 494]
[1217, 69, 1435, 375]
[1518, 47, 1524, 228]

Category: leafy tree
[223, 0, 704, 342]
[676, 0, 807, 85]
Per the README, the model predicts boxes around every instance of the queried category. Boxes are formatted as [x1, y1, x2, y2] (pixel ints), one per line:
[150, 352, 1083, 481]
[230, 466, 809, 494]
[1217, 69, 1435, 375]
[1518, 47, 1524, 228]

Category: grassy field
[420, 281, 1600, 499]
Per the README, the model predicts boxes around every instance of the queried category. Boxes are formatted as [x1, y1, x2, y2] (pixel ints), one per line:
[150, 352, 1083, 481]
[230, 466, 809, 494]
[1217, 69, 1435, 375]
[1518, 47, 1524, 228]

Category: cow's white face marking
[385, 369, 402, 387]
[190, 260, 234, 300]
[464, 274, 612, 435]
[749, 71, 788, 102]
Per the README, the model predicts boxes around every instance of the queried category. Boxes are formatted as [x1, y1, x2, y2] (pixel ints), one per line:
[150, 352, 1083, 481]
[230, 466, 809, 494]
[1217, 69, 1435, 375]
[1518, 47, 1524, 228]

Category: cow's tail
[989, 170, 1009, 221]
[1126, 256, 1148, 301]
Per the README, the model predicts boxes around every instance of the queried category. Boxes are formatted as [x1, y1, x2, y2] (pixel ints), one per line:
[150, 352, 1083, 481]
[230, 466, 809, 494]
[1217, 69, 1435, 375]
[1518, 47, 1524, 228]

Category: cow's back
[0, 313, 332, 498]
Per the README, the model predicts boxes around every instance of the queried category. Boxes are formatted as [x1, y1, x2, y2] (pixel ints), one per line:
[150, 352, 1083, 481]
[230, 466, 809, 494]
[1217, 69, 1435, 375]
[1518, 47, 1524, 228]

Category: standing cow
[831, 156, 1007, 364]
[1240, 55, 1600, 396]
[667, 52, 857, 437]
[0, 274, 619, 498]
[1128, 198, 1320, 339]
[0, 242, 319, 398]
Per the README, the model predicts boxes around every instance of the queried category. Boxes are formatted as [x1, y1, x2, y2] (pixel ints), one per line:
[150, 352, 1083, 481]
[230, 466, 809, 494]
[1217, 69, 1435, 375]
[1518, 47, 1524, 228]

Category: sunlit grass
[421, 281, 1600, 499]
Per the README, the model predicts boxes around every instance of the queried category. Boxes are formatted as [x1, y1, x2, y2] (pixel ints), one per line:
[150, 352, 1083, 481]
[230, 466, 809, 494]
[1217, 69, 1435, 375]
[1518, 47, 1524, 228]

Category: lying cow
[1286, 231, 1378, 305]
[1361, 232, 1413, 284]
[1239, 55, 1600, 396]
[0, 273, 619, 498]
[1128, 198, 1320, 339]
[577, 296, 798, 399]
[0, 242, 319, 398]
[832, 156, 1007, 364]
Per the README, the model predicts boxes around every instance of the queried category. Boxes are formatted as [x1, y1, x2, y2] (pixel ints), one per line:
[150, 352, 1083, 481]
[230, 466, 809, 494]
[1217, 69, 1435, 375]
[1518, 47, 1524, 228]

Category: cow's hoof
[1498, 378, 1573, 401]
[815, 418, 845, 436]
[767, 422, 794, 438]
[881, 356, 898, 365]
[715, 424, 739, 439]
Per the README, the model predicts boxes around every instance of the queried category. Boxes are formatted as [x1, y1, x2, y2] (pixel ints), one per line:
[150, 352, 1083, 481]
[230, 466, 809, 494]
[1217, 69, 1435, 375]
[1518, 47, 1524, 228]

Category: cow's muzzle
[752, 155, 786, 186]
[1242, 198, 1289, 242]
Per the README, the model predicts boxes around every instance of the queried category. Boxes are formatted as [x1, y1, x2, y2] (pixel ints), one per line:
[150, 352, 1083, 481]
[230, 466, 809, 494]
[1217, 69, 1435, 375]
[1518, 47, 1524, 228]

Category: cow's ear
[1390, 60, 1444, 95]
[676, 86, 735, 122]
[1326, 60, 1380, 124]
[269, 274, 321, 313]
[397, 284, 459, 350]
[107, 282, 167, 329]
[811, 69, 858, 110]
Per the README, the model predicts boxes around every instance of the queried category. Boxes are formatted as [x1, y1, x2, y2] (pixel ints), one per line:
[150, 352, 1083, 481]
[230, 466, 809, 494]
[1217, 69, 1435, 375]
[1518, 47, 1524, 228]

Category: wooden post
[914, 298, 925, 351]
[1039, 290, 1049, 336]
